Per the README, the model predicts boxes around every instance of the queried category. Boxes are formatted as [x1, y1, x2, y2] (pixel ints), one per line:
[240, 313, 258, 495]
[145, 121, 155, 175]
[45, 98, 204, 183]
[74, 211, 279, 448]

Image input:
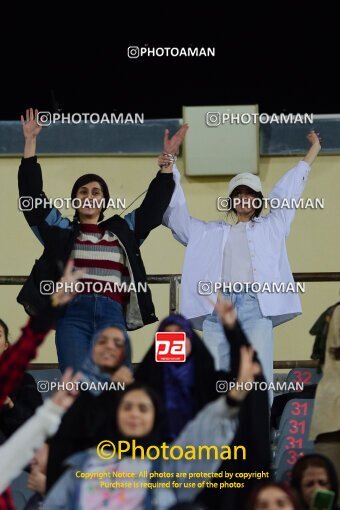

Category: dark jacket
[17, 157, 175, 329]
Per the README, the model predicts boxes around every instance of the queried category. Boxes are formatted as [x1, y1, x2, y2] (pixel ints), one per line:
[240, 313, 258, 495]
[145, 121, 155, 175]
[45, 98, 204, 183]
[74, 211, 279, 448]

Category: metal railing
[1, 272, 339, 370]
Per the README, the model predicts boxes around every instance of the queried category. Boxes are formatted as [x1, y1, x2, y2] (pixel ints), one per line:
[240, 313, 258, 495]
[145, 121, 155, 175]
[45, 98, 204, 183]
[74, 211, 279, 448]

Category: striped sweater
[71, 224, 130, 304]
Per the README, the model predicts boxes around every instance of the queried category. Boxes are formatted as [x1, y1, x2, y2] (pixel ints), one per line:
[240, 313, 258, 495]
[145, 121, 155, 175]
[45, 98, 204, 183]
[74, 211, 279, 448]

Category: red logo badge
[155, 332, 186, 362]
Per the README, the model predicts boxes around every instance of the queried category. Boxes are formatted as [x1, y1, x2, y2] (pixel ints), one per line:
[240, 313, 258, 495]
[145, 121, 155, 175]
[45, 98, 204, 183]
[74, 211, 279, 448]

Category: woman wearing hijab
[134, 313, 226, 441]
[46, 324, 133, 491]
[160, 127, 321, 394]
[136, 301, 271, 510]
[17, 109, 186, 372]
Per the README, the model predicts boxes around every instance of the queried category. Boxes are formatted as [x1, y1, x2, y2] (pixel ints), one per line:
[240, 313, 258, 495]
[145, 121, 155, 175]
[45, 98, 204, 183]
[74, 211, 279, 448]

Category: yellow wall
[0, 154, 339, 364]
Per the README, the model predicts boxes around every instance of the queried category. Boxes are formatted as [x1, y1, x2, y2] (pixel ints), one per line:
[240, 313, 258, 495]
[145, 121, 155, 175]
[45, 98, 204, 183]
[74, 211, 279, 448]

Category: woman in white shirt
[160, 127, 321, 394]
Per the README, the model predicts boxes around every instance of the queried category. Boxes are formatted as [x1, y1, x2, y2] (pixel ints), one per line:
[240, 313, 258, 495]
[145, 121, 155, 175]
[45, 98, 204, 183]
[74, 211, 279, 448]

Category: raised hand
[158, 153, 175, 169]
[3, 396, 14, 409]
[303, 130, 322, 166]
[27, 465, 46, 494]
[51, 259, 87, 307]
[163, 123, 189, 155]
[215, 296, 237, 329]
[236, 346, 261, 385]
[307, 130, 321, 147]
[21, 108, 42, 140]
[51, 368, 81, 410]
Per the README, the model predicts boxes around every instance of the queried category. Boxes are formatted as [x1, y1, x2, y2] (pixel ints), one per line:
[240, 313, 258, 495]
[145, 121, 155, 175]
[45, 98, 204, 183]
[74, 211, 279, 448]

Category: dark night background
[1, 8, 339, 120]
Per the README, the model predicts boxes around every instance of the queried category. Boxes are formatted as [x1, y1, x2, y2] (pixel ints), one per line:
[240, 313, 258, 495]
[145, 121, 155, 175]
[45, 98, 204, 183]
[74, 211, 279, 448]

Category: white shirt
[223, 222, 254, 283]
[163, 161, 311, 328]
[0, 399, 64, 493]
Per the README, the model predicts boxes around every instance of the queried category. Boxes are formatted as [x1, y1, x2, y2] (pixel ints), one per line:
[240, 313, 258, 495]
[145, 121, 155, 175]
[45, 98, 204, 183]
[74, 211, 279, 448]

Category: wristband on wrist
[159, 153, 177, 170]
[164, 153, 177, 163]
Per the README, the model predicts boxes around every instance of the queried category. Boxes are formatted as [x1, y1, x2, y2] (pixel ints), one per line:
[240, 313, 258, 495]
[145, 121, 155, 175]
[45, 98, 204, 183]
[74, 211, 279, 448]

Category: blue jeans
[55, 294, 129, 372]
[202, 292, 274, 390]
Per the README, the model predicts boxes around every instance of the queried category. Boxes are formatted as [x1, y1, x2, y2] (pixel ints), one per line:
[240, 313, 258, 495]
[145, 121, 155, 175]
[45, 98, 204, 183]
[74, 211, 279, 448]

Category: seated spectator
[46, 324, 133, 491]
[135, 313, 226, 441]
[247, 482, 300, 510]
[0, 319, 43, 445]
[290, 454, 339, 510]
[0, 369, 80, 494]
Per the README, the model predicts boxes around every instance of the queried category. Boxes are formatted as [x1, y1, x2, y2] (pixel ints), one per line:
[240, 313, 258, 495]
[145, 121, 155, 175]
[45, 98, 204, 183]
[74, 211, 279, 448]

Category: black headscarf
[107, 381, 167, 451]
[134, 314, 228, 441]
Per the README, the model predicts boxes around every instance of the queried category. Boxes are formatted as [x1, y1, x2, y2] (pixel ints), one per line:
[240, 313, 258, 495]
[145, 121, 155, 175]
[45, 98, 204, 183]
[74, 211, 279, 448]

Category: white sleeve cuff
[36, 399, 65, 436]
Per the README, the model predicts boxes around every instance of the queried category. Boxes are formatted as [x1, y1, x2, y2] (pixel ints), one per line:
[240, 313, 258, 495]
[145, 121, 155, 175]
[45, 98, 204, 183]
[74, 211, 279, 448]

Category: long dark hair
[71, 173, 110, 223]
[291, 454, 338, 510]
[114, 382, 167, 448]
[227, 190, 264, 222]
